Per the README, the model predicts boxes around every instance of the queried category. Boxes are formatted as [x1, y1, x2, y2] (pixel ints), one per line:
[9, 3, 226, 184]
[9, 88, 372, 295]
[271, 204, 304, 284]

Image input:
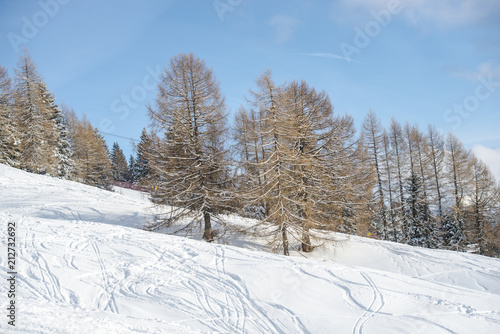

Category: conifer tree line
[137, 53, 499, 257]
[0, 52, 114, 189]
[362, 113, 500, 256]
[2, 52, 498, 257]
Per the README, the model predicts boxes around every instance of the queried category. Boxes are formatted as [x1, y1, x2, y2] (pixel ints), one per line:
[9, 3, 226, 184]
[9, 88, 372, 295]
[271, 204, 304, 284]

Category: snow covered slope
[1, 164, 500, 333]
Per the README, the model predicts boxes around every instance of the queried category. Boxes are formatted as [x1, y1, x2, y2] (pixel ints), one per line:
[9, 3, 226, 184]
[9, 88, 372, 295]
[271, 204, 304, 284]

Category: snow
[1, 163, 500, 333]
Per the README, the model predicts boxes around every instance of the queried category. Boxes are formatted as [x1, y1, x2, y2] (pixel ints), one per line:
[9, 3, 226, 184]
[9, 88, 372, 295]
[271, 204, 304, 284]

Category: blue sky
[1, 0, 499, 179]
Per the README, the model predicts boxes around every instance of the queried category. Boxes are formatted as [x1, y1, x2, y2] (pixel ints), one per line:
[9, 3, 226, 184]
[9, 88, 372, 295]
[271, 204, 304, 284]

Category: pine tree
[146, 53, 232, 241]
[404, 173, 435, 248]
[37, 82, 60, 175]
[242, 70, 294, 254]
[111, 142, 130, 182]
[381, 130, 400, 242]
[56, 112, 73, 178]
[412, 126, 430, 214]
[443, 133, 471, 250]
[128, 155, 137, 183]
[236, 72, 373, 254]
[7, 53, 70, 177]
[465, 156, 498, 254]
[481, 187, 500, 257]
[404, 124, 435, 248]
[362, 111, 389, 239]
[0, 65, 19, 166]
[44, 92, 72, 178]
[280, 79, 339, 252]
[14, 52, 53, 174]
[412, 125, 438, 247]
[91, 130, 113, 190]
[61, 104, 79, 180]
[427, 125, 445, 222]
[326, 116, 374, 237]
[37, 81, 69, 176]
[134, 128, 152, 184]
[389, 118, 410, 242]
[232, 106, 259, 202]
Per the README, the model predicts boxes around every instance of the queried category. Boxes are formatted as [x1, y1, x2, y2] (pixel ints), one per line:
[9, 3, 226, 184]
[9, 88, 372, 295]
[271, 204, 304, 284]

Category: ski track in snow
[1, 164, 500, 333]
[351, 272, 384, 334]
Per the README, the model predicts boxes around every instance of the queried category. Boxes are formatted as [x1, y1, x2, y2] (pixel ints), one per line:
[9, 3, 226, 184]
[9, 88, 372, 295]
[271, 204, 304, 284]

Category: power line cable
[99, 131, 140, 143]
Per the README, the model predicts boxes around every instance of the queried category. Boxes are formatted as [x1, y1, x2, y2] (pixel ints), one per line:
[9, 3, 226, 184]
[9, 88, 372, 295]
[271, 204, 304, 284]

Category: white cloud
[268, 15, 300, 45]
[472, 145, 500, 184]
[338, 0, 500, 26]
[454, 62, 500, 83]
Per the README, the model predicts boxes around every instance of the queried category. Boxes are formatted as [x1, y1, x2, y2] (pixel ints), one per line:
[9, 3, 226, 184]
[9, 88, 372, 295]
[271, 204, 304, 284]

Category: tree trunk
[203, 211, 213, 242]
[299, 207, 314, 252]
[382, 133, 397, 242]
[301, 231, 314, 252]
[475, 203, 483, 255]
[371, 128, 387, 240]
[281, 223, 289, 256]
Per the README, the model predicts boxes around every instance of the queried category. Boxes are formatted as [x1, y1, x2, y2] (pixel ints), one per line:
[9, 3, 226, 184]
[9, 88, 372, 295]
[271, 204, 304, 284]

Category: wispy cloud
[268, 15, 300, 45]
[336, 0, 500, 27]
[298, 52, 361, 63]
[453, 62, 500, 83]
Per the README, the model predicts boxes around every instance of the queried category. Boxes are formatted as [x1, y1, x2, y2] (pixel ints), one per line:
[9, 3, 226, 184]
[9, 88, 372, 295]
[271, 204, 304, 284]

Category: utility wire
[99, 131, 140, 143]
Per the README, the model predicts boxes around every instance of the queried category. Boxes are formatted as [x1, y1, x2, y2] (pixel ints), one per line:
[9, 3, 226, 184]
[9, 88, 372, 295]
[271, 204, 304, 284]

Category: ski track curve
[17, 225, 84, 309]
[90, 238, 119, 314]
[182, 246, 287, 334]
[352, 272, 384, 334]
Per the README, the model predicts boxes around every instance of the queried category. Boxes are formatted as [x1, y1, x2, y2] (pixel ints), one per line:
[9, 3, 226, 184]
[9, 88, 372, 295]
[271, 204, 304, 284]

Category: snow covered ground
[1, 163, 500, 333]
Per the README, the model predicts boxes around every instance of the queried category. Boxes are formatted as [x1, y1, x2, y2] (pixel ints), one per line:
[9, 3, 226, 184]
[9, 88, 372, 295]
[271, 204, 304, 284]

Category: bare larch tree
[147, 53, 231, 241]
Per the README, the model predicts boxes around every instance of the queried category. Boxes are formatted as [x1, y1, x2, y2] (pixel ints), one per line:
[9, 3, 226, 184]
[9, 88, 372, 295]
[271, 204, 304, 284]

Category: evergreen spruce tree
[111, 142, 130, 182]
[56, 112, 73, 178]
[92, 130, 113, 190]
[128, 155, 137, 183]
[134, 128, 151, 184]
[38, 82, 59, 174]
[44, 89, 72, 178]
[404, 173, 434, 248]
[37, 81, 67, 176]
